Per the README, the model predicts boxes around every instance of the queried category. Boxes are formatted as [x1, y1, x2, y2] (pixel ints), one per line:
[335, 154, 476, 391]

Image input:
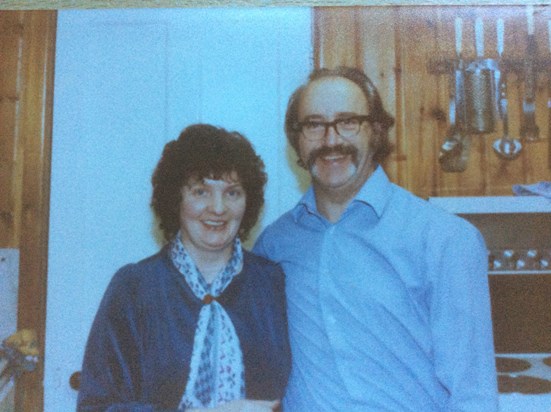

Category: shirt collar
[292, 165, 393, 221]
[353, 165, 393, 218]
[292, 186, 316, 221]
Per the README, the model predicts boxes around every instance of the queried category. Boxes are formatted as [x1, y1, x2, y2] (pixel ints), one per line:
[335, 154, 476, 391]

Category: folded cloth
[512, 182, 551, 199]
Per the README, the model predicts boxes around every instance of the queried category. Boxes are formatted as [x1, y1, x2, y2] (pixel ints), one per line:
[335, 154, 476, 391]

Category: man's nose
[323, 124, 342, 146]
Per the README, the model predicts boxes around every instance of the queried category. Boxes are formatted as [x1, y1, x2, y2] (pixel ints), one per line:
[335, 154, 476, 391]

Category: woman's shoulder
[242, 250, 284, 281]
[238, 251, 286, 304]
[100, 247, 179, 308]
[110, 247, 173, 287]
[243, 249, 280, 268]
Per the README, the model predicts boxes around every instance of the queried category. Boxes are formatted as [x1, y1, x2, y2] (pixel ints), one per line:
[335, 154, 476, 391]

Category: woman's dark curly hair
[151, 124, 267, 242]
[285, 66, 395, 165]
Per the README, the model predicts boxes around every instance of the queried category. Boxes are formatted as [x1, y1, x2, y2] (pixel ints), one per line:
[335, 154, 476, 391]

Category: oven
[429, 196, 551, 412]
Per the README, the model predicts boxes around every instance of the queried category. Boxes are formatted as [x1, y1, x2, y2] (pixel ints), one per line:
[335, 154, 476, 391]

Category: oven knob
[526, 249, 538, 259]
[502, 249, 516, 270]
[516, 258, 527, 270]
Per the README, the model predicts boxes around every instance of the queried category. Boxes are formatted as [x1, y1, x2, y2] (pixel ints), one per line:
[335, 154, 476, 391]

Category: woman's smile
[179, 174, 246, 258]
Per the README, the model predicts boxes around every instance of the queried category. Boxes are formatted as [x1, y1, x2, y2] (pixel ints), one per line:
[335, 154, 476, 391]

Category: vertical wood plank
[314, 7, 359, 69]
[13, 10, 56, 412]
[392, 6, 416, 190]
[356, 7, 401, 184]
[397, 6, 445, 198]
[0, 12, 23, 249]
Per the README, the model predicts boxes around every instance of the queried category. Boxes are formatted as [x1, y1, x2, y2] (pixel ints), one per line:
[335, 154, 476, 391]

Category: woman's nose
[208, 192, 226, 214]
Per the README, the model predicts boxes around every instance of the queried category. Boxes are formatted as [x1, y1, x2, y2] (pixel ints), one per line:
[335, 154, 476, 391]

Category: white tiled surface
[497, 354, 551, 412]
[499, 393, 551, 412]
[0, 249, 18, 409]
[429, 196, 551, 214]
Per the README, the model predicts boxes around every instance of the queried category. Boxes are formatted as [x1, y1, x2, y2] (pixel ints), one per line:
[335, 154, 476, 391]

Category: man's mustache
[306, 144, 358, 170]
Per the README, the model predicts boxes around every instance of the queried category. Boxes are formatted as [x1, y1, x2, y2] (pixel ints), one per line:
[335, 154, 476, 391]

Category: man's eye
[303, 121, 324, 131]
[338, 117, 359, 128]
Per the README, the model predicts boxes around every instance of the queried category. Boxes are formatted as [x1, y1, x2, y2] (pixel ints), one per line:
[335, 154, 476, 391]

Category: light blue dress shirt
[253, 166, 498, 411]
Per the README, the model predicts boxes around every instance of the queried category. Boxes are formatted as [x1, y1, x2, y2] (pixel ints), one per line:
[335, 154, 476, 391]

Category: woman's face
[179, 172, 246, 258]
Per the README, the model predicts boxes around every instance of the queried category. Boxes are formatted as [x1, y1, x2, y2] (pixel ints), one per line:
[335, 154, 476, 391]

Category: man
[253, 67, 498, 411]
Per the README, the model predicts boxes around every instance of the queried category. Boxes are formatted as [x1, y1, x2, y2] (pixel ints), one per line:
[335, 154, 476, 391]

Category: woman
[77, 124, 290, 411]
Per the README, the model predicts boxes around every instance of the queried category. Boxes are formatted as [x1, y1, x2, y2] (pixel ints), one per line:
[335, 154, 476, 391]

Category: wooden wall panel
[0, 12, 23, 249]
[399, 7, 448, 196]
[314, 7, 360, 69]
[356, 7, 403, 184]
[314, 5, 551, 198]
[0, 10, 56, 412]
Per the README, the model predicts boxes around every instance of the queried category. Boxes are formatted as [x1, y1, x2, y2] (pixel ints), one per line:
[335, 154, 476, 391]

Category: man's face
[297, 76, 376, 195]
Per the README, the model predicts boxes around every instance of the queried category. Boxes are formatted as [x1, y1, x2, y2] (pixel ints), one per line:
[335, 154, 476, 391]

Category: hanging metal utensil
[454, 17, 467, 129]
[439, 86, 471, 174]
[440, 97, 466, 171]
[440, 17, 470, 172]
[465, 17, 497, 134]
[493, 18, 523, 160]
[520, 6, 540, 142]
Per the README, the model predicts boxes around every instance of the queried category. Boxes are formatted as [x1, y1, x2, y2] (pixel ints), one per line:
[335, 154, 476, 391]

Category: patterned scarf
[169, 233, 245, 409]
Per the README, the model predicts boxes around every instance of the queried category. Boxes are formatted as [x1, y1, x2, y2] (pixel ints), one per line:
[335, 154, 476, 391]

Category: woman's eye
[227, 188, 244, 198]
[191, 187, 207, 196]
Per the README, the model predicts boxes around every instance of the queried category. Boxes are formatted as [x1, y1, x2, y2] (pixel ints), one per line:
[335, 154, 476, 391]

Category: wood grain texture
[0, 12, 23, 249]
[314, 7, 360, 68]
[0, 9, 56, 412]
[16, 11, 56, 412]
[357, 7, 402, 182]
[315, 5, 551, 198]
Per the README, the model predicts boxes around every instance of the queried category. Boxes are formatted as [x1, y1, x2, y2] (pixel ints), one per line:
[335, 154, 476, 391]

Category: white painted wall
[0, 249, 19, 409]
[47, 8, 312, 411]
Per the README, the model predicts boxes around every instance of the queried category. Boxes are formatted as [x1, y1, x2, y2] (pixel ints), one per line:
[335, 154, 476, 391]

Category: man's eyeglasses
[294, 115, 375, 141]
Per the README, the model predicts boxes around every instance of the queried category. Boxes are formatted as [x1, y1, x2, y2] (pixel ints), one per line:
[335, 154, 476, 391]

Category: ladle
[440, 17, 469, 172]
[492, 18, 522, 160]
[440, 98, 470, 172]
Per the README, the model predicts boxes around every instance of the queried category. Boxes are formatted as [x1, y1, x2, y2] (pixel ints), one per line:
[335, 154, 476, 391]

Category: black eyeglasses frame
[293, 115, 375, 141]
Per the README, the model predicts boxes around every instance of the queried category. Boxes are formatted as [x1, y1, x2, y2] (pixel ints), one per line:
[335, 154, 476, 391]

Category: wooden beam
[14, 10, 57, 412]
